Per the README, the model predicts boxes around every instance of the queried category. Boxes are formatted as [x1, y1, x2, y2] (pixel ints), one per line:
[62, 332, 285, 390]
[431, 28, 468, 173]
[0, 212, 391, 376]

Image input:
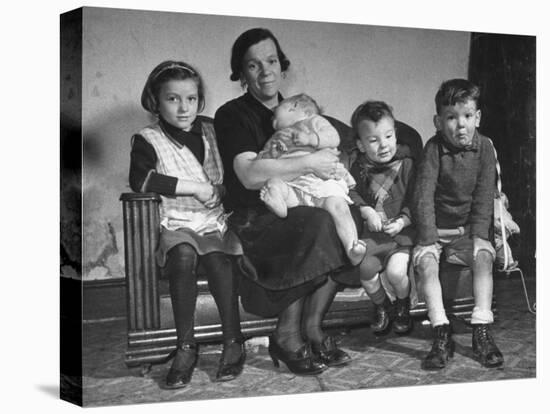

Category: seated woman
[214, 28, 357, 375]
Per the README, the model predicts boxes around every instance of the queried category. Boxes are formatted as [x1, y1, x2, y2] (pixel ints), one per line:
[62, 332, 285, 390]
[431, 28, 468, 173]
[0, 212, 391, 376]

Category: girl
[349, 101, 416, 335]
[129, 60, 245, 388]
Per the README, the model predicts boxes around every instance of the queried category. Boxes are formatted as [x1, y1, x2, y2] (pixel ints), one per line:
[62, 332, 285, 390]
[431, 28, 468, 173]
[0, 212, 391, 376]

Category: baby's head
[272, 93, 320, 130]
[141, 60, 205, 131]
[434, 78, 481, 148]
[351, 100, 397, 164]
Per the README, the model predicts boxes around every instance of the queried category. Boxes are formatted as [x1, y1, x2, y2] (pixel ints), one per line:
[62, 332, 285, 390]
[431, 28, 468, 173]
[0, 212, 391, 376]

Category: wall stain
[83, 221, 120, 278]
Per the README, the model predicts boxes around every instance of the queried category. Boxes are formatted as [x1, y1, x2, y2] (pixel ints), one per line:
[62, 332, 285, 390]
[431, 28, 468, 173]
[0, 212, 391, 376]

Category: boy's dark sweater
[413, 130, 496, 245]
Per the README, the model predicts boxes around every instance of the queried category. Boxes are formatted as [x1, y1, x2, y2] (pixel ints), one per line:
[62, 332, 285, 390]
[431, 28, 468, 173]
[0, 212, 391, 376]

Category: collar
[158, 116, 203, 148]
[357, 151, 403, 172]
[244, 91, 285, 113]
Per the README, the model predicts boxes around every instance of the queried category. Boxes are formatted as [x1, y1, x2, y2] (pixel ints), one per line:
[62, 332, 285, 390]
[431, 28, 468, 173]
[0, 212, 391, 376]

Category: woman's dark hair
[229, 28, 291, 81]
[350, 100, 395, 132]
[435, 78, 480, 115]
[141, 60, 206, 114]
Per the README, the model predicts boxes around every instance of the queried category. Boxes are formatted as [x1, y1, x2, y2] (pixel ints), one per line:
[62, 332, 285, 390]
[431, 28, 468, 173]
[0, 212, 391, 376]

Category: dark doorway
[469, 33, 536, 273]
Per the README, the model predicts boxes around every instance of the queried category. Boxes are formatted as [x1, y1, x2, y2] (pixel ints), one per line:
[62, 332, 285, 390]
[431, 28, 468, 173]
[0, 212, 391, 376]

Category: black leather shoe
[472, 324, 504, 368]
[393, 297, 413, 334]
[422, 324, 455, 370]
[165, 343, 198, 389]
[311, 336, 351, 367]
[268, 337, 327, 376]
[215, 338, 246, 382]
[371, 296, 393, 334]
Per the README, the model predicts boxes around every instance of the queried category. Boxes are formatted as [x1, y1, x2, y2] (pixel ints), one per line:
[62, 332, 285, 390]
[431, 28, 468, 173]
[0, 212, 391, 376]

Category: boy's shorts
[412, 226, 496, 268]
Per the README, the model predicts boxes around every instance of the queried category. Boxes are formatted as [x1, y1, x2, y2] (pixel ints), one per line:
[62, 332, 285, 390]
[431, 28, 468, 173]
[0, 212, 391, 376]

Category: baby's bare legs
[322, 196, 366, 265]
[260, 178, 299, 218]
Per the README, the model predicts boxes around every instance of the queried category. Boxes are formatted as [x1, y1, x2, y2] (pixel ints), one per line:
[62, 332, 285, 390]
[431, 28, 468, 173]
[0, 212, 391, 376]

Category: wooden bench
[120, 192, 479, 369]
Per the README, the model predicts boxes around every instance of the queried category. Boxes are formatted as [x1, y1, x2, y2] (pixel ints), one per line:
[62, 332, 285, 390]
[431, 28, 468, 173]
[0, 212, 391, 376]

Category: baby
[258, 93, 366, 265]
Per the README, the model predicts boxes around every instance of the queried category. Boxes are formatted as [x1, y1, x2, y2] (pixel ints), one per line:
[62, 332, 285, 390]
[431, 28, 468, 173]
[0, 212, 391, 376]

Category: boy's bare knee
[385, 267, 406, 283]
[417, 254, 438, 273]
[475, 249, 494, 266]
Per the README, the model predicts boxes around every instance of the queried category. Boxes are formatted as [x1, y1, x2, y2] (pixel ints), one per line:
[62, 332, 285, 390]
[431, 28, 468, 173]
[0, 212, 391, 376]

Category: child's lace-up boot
[472, 324, 504, 368]
[422, 324, 455, 370]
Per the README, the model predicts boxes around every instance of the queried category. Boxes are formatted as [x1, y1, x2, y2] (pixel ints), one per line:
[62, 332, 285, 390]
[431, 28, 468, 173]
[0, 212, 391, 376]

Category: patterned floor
[79, 275, 536, 407]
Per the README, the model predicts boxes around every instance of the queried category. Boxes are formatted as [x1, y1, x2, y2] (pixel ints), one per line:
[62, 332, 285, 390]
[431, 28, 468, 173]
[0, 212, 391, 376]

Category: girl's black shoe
[268, 336, 327, 376]
[472, 324, 504, 368]
[422, 324, 455, 370]
[393, 296, 413, 334]
[165, 343, 198, 389]
[371, 296, 393, 334]
[215, 338, 246, 382]
[310, 336, 351, 367]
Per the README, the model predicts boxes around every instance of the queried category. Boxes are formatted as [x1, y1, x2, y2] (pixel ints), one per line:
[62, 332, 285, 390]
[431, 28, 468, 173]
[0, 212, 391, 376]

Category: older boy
[413, 79, 503, 370]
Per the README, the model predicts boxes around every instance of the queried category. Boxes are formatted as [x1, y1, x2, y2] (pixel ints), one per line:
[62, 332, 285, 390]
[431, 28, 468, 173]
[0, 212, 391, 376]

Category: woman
[214, 28, 357, 375]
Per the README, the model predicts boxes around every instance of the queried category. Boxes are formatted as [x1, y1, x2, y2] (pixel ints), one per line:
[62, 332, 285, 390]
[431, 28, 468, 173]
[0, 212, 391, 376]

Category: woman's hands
[306, 148, 341, 179]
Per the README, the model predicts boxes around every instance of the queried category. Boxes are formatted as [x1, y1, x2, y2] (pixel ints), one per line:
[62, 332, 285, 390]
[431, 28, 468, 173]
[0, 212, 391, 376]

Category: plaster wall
[71, 7, 469, 280]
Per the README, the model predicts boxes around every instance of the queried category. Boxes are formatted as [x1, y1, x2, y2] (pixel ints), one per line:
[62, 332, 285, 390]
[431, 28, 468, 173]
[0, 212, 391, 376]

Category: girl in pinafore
[129, 60, 245, 388]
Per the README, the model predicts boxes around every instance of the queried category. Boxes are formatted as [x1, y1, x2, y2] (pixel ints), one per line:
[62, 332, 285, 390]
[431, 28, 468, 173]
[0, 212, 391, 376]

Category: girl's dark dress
[214, 92, 360, 316]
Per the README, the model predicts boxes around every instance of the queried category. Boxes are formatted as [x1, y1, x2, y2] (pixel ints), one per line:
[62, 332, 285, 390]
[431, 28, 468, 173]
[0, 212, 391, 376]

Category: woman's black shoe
[268, 337, 327, 376]
[371, 296, 393, 334]
[393, 297, 413, 334]
[165, 343, 198, 389]
[215, 338, 246, 382]
[472, 324, 504, 368]
[311, 336, 351, 367]
[422, 324, 455, 370]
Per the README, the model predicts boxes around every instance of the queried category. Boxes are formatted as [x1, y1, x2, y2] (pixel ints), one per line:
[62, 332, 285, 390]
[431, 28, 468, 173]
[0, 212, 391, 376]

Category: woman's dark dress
[214, 92, 360, 316]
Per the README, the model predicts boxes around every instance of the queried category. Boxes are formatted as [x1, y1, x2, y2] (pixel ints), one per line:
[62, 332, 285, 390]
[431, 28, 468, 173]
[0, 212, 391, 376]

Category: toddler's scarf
[359, 154, 403, 221]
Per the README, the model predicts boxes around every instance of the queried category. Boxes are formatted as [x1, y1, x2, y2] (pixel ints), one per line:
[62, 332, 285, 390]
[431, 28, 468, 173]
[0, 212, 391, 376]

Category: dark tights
[274, 277, 339, 351]
[164, 244, 242, 361]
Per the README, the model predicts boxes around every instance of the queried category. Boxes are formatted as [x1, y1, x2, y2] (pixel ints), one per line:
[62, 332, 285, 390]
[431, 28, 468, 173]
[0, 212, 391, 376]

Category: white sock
[428, 308, 449, 327]
[471, 307, 494, 324]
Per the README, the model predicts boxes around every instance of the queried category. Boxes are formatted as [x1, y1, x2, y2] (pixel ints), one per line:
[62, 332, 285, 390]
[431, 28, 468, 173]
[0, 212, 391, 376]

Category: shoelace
[474, 326, 496, 350]
[430, 333, 450, 352]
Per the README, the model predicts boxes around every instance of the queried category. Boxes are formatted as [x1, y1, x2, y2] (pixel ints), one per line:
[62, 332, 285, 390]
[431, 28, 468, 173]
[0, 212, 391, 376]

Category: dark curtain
[468, 33, 536, 272]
